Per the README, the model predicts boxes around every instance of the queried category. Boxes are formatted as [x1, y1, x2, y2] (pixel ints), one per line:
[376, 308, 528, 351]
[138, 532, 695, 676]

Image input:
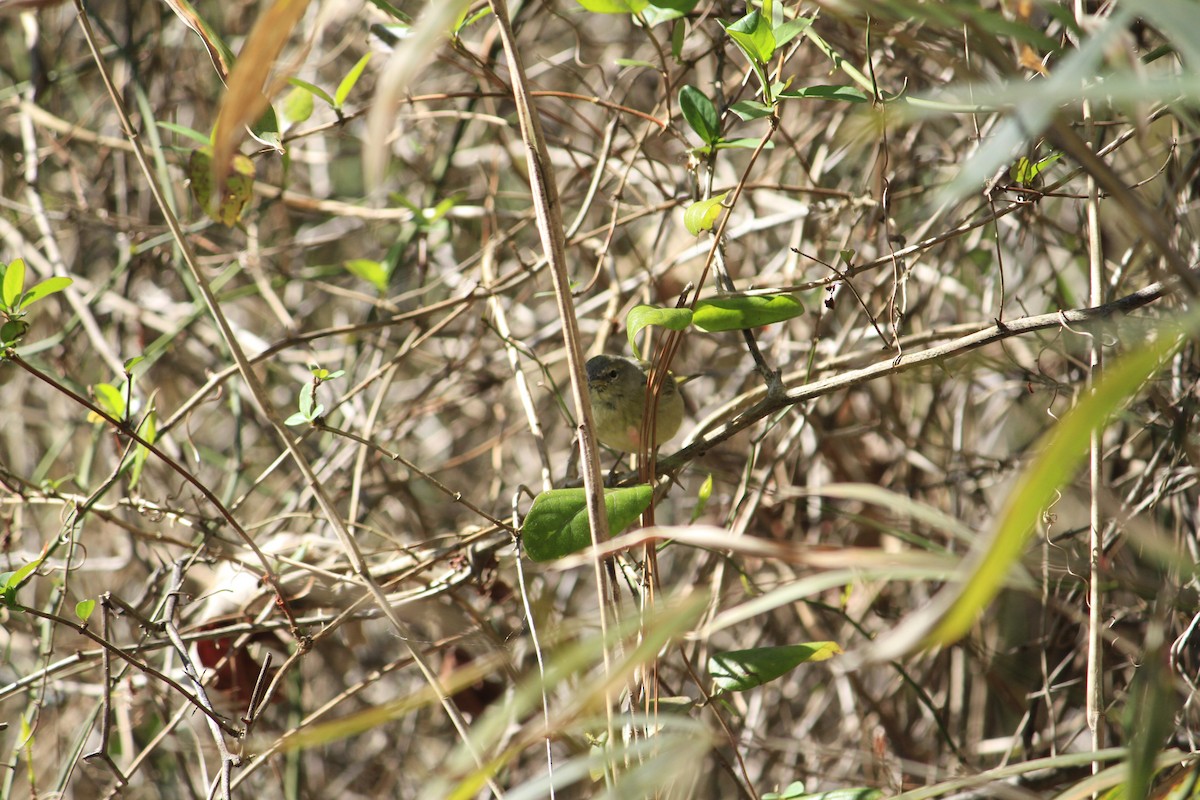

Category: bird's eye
[606, 368, 619, 380]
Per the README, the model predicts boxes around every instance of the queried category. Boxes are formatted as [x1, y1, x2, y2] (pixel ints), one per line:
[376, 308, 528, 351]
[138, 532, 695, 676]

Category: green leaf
[575, 0, 649, 11]
[714, 137, 774, 151]
[298, 384, 316, 418]
[282, 84, 315, 125]
[75, 598, 96, 622]
[157, 121, 212, 146]
[679, 85, 720, 145]
[692, 294, 805, 331]
[3, 258, 26, 310]
[123, 355, 145, 375]
[625, 304, 693, 359]
[683, 192, 728, 236]
[92, 383, 126, 420]
[1, 319, 29, 347]
[1, 554, 45, 604]
[709, 641, 842, 692]
[729, 100, 774, 121]
[522, 485, 653, 562]
[615, 58, 657, 69]
[285, 411, 310, 426]
[1009, 152, 1062, 185]
[20, 276, 73, 310]
[690, 473, 713, 523]
[773, 17, 813, 48]
[334, 53, 373, 108]
[288, 77, 336, 108]
[779, 84, 872, 103]
[723, 10, 775, 66]
[345, 258, 388, 294]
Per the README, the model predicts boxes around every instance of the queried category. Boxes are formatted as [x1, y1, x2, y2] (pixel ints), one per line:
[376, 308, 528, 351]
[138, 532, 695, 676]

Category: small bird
[585, 354, 684, 452]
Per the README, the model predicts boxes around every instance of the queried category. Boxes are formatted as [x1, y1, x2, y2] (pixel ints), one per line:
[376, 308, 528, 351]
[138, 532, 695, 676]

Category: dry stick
[5, 352, 299, 637]
[658, 273, 1184, 477]
[487, 0, 618, 754]
[70, 1, 497, 790]
[1078, 33, 1107, 768]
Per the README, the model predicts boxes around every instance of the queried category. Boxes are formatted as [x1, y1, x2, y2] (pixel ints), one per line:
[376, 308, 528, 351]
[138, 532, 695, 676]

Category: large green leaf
[523, 485, 653, 562]
[692, 294, 805, 331]
[679, 85, 720, 145]
[626, 304, 692, 359]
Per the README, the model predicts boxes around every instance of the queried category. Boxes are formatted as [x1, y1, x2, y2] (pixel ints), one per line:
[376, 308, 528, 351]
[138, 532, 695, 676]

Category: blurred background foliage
[2, 0, 1200, 797]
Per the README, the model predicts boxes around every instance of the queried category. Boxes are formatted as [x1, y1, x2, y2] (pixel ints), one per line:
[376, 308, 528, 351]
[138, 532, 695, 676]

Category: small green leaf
[282, 84, 315, 125]
[1010, 152, 1062, 185]
[75, 598, 96, 622]
[298, 384, 316, 418]
[671, 16, 685, 59]
[1, 319, 29, 347]
[92, 383, 126, 420]
[626, 304, 693, 359]
[710, 642, 842, 692]
[334, 53, 373, 108]
[615, 58, 657, 69]
[723, 10, 776, 66]
[20, 276, 73, 310]
[288, 78, 336, 108]
[679, 85, 720, 145]
[285, 411, 310, 426]
[522, 485, 653, 562]
[3, 258, 26, 310]
[690, 473, 713, 523]
[683, 192, 728, 236]
[779, 85, 872, 103]
[692, 294, 805, 331]
[345, 258, 388, 294]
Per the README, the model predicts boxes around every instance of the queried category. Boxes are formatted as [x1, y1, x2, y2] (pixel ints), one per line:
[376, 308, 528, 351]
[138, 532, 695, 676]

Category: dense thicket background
[3, 0, 1200, 798]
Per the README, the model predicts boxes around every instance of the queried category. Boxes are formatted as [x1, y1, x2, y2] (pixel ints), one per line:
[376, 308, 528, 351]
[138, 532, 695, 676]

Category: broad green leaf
[679, 85, 720, 145]
[75, 598, 96, 622]
[334, 52, 372, 108]
[3, 258, 25, 310]
[345, 259, 388, 294]
[625, 304, 693, 359]
[20, 277, 73, 310]
[282, 84, 315, 125]
[522, 485, 653, 562]
[709, 641, 842, 692]
[692, 294, 805, 331]
[724, 10, 775, 66]
[683, 192, 728, 236]
[780, 84, 872, 103]
[575, 0, 648, 12]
